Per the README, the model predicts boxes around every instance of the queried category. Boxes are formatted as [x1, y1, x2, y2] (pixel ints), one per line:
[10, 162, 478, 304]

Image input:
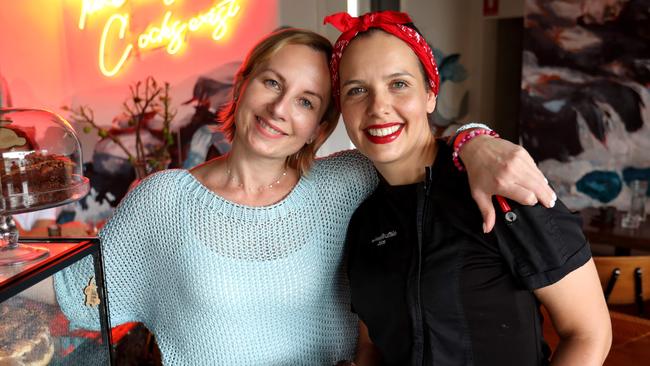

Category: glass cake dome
[0, 108, 90, 265]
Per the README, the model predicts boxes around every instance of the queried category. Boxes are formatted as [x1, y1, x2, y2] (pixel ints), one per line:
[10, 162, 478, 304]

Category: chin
[362, 149, 404, 167]
[349, 131, 405, 161]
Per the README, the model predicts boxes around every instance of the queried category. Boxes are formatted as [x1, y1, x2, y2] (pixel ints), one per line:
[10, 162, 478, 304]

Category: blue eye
[392, 80, 407, 89]
[346, 87, 366, 96]
[264, 79, 280, 89]
[299, 98, 313, 109]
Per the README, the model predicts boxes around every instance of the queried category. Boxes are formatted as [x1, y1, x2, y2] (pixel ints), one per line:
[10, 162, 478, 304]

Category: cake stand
[0, 108, 90, 266]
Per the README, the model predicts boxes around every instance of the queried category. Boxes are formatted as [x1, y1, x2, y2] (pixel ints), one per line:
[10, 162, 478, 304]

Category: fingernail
[483, 223, 488, 233]
[544, 177, 548, 184]
[550, 195, 557, 208]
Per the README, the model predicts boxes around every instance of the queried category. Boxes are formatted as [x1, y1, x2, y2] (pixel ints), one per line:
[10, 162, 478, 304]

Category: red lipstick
[363, 123, 404, 144]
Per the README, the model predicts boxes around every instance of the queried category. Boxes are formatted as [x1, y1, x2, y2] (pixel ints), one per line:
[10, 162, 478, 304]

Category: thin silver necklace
[226, 162, 288, 192]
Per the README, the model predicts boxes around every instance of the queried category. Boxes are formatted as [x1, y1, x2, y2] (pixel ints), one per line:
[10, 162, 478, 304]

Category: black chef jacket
[345, 142, 591, 366]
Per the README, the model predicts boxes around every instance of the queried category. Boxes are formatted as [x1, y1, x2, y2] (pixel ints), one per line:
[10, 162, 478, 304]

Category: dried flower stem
[66, 105, 134, 161]
[66, 76, 176, 179]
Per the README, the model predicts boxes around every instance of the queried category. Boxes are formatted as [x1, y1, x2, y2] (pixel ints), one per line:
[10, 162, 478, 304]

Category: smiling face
[339, 30, 436, 171]
[233, 43, 331, 162]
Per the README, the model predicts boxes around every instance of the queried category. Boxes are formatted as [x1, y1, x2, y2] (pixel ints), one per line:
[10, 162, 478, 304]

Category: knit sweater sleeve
[310, 149, 378, 205]
[54, 171, 180, 331]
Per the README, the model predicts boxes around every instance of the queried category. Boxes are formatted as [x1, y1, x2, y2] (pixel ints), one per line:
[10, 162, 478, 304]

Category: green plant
[64, 76, 176, 179]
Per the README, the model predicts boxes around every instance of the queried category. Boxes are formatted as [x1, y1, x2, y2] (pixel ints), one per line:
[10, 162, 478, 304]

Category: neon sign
[99, 14, 132, 77]
[79, 0, 126, 30]
[78, 0, 242, 77]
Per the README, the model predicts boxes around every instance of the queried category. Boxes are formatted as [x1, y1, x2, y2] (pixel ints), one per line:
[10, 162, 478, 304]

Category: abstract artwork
[521, 0, 650, 210]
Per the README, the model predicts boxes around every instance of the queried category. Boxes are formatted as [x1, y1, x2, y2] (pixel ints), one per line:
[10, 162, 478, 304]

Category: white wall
[278, 0, 372, 41]
[401, 0, 524, 136]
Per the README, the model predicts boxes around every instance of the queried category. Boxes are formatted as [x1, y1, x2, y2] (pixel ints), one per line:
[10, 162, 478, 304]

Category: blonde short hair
[218, 28, 338, 176]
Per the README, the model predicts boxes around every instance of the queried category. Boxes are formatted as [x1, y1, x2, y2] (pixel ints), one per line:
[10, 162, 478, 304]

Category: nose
[368, 89, 390, 117]
[268, 92, 290, 121]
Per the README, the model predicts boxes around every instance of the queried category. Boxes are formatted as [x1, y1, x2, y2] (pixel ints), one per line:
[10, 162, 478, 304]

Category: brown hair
[218, 28, 339, 176]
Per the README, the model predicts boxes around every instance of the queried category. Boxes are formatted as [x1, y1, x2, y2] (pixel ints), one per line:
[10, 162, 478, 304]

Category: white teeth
[367, 125, 401, 137]
[257, 117, 283, 135]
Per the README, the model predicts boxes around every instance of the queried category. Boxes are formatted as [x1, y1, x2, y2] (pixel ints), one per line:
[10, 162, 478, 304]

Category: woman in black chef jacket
[324, 10, 612, 366]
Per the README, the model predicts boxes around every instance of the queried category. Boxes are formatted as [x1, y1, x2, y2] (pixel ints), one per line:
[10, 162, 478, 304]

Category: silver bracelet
[455, 122, 492, 134]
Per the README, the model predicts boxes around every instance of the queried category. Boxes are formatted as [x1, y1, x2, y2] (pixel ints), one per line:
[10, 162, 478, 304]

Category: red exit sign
[483, 0, 499, 16]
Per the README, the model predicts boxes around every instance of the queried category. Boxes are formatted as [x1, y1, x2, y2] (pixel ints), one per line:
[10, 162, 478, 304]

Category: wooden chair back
[594, 256, 650, 314]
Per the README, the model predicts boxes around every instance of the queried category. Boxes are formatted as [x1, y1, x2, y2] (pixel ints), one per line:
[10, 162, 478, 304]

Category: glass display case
[0, 238, 112, 365]
[0, 108, 111, 364]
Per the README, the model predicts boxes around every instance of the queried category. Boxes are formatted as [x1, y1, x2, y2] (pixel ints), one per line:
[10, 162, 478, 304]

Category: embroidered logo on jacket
[371, 231, 397, 246]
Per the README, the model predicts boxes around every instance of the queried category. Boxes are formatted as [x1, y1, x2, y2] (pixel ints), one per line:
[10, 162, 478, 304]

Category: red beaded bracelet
[452, 129, 499, 171]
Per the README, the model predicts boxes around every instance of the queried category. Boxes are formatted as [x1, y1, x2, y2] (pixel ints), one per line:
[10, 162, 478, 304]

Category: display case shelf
[0, 238, 113, 365]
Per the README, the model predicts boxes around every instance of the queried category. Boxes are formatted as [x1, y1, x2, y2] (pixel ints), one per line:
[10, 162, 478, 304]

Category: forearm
[551, 332, 611, 366]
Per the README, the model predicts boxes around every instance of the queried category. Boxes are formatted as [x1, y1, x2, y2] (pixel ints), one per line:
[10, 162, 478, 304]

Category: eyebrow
[387, 71, 416, 79]
[341, 71, 416, 88]
[262, 67, 323, 102]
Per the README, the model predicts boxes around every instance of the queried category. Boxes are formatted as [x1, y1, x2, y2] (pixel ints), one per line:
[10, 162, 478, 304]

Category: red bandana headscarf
[323, 11, 440, 109]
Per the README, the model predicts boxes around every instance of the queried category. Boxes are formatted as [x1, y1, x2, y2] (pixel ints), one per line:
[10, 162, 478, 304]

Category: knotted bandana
[323, 11, 440, 109]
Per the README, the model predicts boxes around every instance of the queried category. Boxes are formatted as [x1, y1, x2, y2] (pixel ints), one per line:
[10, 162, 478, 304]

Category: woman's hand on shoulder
[459, 136, 556, 232]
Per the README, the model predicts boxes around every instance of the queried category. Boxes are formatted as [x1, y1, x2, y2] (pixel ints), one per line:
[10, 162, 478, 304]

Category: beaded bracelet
[455, 122, 492, 134]
[447, 123, 493, 147]
[452, 129, 499, 171]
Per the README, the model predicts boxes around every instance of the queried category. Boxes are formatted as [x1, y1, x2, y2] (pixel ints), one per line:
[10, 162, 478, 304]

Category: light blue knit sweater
[54, 150, 377, 365]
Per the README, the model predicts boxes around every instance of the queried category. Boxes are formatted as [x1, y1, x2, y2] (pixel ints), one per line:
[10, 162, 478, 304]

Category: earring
[307, 136, 314, 144]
